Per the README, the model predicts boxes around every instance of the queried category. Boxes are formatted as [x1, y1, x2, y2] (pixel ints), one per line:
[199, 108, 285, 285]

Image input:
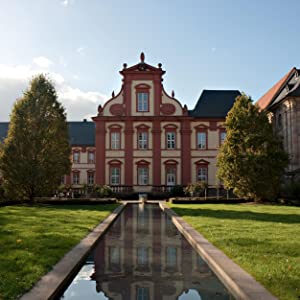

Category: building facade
[92, 53, 240, 192]
[0, 53, 240, 192]
[257, 67, 300, 176]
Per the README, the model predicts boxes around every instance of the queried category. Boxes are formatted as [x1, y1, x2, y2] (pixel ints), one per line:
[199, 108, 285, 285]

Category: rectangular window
[166, 246, 177, 267]
[88, 151, 95, 163]
[220, 131, 226, 144]
[137, 92, 149, 112]
[137, 247, 149, 266]
[138, 167, 148, 185]
[87, 172, 94, 185]
[137, 287, 149, 300]
[110, 167, 120, 185]
[166, 167, 176, 186]
[166, 132, 176, 149]
[197, 167, 208, 182]
[72, 172, 80, 185]
[138, 132, 148, 149]
[197, 132, 207, 149]
[73, 152, 80, 163]
[109, 246, 120, 265]
[111, 132, 120, 149]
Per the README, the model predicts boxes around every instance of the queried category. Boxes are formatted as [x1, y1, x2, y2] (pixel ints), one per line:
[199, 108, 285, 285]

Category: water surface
[60, 204, 233, 300]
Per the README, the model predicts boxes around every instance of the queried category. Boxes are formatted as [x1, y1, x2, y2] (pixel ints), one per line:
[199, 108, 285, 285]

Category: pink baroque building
[92, 53, 240, 193]
[0, 53, 240, 192]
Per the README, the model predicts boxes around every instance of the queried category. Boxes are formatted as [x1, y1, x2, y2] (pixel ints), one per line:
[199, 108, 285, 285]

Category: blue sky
[0, 0, 299, 121]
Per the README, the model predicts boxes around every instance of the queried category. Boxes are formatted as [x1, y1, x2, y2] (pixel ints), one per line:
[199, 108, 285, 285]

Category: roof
[0, 122, 9, 142]
[68, 121, 95, 146]
[256, 68, 296, 110]
[0, 121, 95, 146]
[188, 90, 241, 118]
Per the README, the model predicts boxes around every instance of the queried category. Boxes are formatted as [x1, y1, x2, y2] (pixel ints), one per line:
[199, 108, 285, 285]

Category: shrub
[93, 184, 113, 198]
[170, 185, 185, 197]
[281, 181, 300, 200]
[184, 181, 208, 196]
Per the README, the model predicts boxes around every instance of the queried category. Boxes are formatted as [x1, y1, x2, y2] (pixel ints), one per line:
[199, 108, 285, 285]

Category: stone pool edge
[159, 202, 278, 300]
[20, 203, 126, 300]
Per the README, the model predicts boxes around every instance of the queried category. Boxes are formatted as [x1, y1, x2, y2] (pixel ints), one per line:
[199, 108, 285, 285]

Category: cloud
[33, 56, 53, 68]
[0, 64, 107, 121]
[61, 0, 69, 6]
[76, 47, 85, 55]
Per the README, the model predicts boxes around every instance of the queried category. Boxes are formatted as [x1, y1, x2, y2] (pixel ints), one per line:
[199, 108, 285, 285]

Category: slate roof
[189, 90, 241, 118]
[256, 68, 296, 110]
[0, 121, 95, 146]
[0, 122, 9, 142]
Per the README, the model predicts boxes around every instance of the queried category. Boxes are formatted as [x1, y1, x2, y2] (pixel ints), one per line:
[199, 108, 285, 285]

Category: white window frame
[138, 132, 148, 149]
[111, 132, 120, 150]
[197, 132, 207, 149]
[166, 167, 176, 186]
[166, 246, 177, 267]
[110, 167, 120, 185]
[72, 172, 79, 185]
[73, 152, 80, 163]
[137, 92, 149, 112]
[87, 172, 94, 185]
[166, 132, 176, 149]
[138, 167, 148, 185]
[220, 131, 226, 144]
[197, 166, 208, 182]
[88, 151, 95, 163]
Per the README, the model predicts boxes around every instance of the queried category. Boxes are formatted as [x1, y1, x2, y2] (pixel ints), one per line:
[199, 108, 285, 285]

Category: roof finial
[171, 90, 175, 98]
[140, 52, 145, 63]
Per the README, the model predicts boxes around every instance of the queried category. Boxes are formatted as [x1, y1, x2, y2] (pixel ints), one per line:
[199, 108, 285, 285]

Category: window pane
[137, 247, 148, 266]
[137, 287, 149, 300]
[88, 152, 94, 163]
[138, 132, 148, 149]
[220, 132, 226, 144]
[111, 132, 120, 149]
[166, 246, 177, 267]
[88, 173, 94, 185]
[73, 152, 79, 163]
[72, 173, 79, 184]
[166, 132, 175, 149]
[197, 167, 207, 182]
[197, 132, 206, 149]
[111, 167, 120, 185]
[137, 92, 149, 112]
[166, 168, 176, 185]
[138, 167, 148, 185]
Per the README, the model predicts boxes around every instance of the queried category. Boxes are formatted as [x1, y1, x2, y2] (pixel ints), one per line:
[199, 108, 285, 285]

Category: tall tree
[217, 94, 288, 201]
[0, 74, 71, 200]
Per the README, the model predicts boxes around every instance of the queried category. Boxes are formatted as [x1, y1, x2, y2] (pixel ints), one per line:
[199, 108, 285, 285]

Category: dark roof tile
[0, 121, 95, 146]
[189, 90, 241, 118]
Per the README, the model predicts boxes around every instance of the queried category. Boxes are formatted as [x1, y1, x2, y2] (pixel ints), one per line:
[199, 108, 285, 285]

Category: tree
[0, 74, 71, 201]
[217, 94, 288, 201]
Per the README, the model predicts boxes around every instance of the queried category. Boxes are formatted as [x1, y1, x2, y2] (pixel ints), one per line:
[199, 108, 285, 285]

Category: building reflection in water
[60, 204, 233, 300]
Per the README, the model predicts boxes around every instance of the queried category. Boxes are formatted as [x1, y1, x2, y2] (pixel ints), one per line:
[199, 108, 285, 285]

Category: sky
[0, 0, 299, 121]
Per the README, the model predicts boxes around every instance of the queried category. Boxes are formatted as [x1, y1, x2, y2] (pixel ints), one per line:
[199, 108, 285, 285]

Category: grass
[0, 204, 117, 300]
[169, 203, 300, 300]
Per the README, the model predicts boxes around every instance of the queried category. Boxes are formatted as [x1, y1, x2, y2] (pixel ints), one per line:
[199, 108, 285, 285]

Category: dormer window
[137, 92, 149, 112]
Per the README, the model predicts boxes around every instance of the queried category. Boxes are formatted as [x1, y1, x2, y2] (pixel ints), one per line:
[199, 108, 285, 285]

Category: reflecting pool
[59, 204, 233, 300]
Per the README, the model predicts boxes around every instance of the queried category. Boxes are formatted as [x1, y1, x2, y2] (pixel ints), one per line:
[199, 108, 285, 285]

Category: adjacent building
[257, 67, 300, 177]
[0, 53, 241, 192]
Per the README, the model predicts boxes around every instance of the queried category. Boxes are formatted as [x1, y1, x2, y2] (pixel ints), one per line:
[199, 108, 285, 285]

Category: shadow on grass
[171, 207, 300, 224]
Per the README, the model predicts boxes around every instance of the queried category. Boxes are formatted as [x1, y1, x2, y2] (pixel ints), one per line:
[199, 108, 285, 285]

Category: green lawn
[0, 204, 117, 300]
[169, 203, 300, 300]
